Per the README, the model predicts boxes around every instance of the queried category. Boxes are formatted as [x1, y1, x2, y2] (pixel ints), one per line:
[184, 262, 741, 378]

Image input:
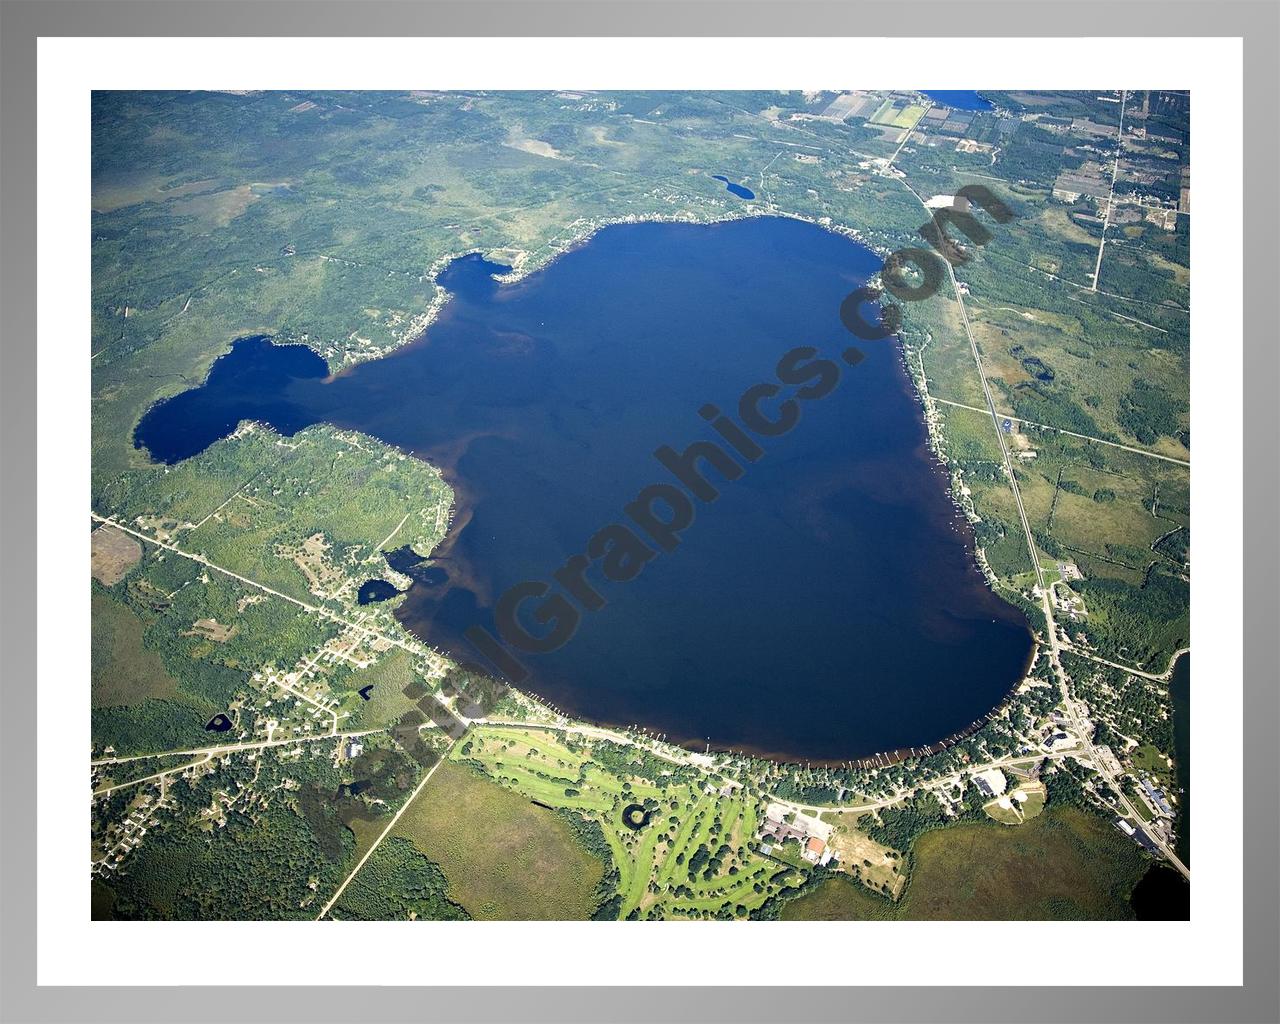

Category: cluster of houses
[1039, 710, 1084, 753]
[93, 792, 165, 877]
[757, 804, 838, 868]
[1051, 582, 1088, 622]
[1117, 774, 1178, 853]
[1115, 817, 1161, 854]
[1138, 775, 1175, 819]
[971, 767, 1008, 799]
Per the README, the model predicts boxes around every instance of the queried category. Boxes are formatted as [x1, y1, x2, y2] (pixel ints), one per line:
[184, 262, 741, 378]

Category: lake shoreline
[129, 214, 1036, 768]
[372, 218, 1033, 763]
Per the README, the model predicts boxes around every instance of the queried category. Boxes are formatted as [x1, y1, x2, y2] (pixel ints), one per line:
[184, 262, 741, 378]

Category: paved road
[1061, 644, 1191, 683]
[897, 178, 1189, 881]
[475, 719, 1071, 820]
[899, 179, 1045, 598]
[91, 727, 385, 767]
[931, 397, 1190, 467]
[315, 736, 457, 920]
[93, 753, 212, 795]
[1089, 90, 1128, 292]
[91, 513, 434, 662]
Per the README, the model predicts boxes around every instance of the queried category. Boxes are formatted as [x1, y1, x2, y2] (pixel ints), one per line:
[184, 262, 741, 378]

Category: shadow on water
[1131, 652, 1190, 920]
[621, 804, 652, 831]
[1130, 864, 1190, 920]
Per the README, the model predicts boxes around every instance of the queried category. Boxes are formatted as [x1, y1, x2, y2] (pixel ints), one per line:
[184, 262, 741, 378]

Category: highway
[1062, 644, 1191, 684]
[314, 735, 458, 920]
[91, 727, 385, 767]
[1090, 90, 1128, 292]
[896, 176, 1189, 881]
[930, 397, 1190, 467]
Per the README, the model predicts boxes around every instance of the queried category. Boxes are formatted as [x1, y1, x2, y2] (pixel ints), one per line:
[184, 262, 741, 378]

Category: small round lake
[357, 579, 401, 605]
[135, 217, 1033, 762]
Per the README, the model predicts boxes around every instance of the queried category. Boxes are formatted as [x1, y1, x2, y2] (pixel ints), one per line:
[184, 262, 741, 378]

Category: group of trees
[556, 810, 623, 921]
[94, 737, 436, 921]
[1063, 650, 1175, 754]
[1042, 756, 1096, 810]
[1116, 379, 1186, 446]
[331, 837, 468, 921]
[864, 791, 955, 852]
[1070, 571, 1189, 669]
[748, 865, 842, 921]
[771, 776, 842, 804]
[98, 792, 348, 921]
[590, 740, 690, 785]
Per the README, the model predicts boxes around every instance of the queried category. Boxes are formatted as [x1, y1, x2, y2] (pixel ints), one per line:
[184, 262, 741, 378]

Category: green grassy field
[1017, 785, 1047, 820]
[344, 648, 434, 730]
[91, 586, 184, 709]
[983, 799, 1024, 825]
[390, 759, 605, 920]
[905, 291, 988, 407]
[100, 424, 451, 612]
[458, 725, 804, 919]
[782, 806, 1148, 920]
[983, 782, 1046, 825]
[330, 836, 468, 921]
[868, 99, 928, 130]
[1131, 745, 1176, 788]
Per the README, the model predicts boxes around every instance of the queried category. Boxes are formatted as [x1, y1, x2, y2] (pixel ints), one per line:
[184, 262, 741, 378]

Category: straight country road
[93, 753, 212, 795]
[930, 397, 1190, 467]
[1090, 90, 1128, 292]
[91, 727, 385, 767]
[90, 512, 433, 661]
[314, 738, 457, 920]
[897, 176, 1189, 881]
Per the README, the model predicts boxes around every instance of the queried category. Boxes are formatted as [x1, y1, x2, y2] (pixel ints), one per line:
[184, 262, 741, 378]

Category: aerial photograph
[89, 88, 1191, 923]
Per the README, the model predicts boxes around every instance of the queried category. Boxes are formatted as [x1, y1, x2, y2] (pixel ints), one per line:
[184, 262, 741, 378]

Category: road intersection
[896, 177, 1189, 881]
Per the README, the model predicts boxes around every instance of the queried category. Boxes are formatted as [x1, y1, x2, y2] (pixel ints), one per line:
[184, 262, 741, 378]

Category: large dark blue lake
[136, 217, 1033, 761]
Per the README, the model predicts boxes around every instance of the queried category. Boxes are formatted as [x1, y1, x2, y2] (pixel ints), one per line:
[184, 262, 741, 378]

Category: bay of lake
[136, 216, 1033, 761]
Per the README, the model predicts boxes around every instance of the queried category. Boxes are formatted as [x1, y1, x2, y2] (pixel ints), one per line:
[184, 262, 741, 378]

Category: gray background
[1, 2, 1275, 1022]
